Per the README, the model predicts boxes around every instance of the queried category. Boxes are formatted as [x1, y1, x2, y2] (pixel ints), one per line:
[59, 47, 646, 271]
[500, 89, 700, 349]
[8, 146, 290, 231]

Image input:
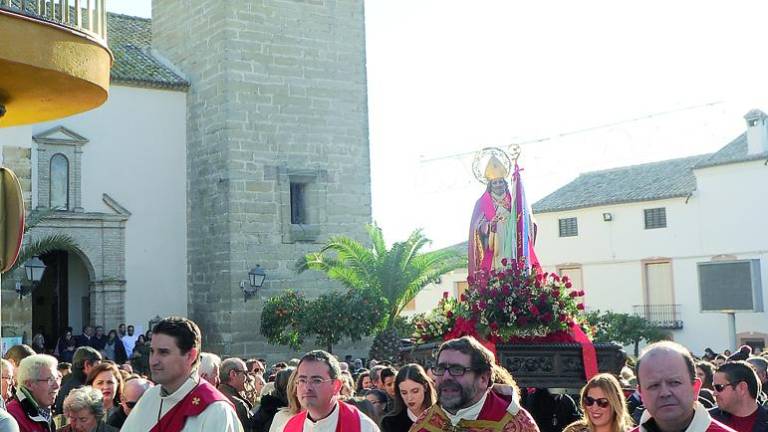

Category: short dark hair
[152, 316, 201, 367]
[73, 347, 102, 370]
[437, 336, 495, 382]
[717, 361, 761, 399]
[636, 341, 695, 388]
[696, 361, 715, 389]
[748, 357, 768, 377]
[379, 366, 396, 382]
[297, 350, 340, 379]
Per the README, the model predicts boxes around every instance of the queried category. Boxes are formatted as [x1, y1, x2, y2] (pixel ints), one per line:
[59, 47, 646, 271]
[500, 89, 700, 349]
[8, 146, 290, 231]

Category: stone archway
[25, 209, 128, 333]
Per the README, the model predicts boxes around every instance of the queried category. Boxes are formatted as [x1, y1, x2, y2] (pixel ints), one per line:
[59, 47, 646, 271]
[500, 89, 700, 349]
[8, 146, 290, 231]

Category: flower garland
[412, 258, 590, 344]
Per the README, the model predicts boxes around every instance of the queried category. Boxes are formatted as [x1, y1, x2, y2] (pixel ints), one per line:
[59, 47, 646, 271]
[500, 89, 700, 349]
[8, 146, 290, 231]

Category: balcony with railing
[0, 0, 112, 127]
[633, 304, 683, 329]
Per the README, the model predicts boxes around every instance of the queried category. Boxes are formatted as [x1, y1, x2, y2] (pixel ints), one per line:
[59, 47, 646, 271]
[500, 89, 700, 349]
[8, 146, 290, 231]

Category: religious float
[400, 146, 625, 389]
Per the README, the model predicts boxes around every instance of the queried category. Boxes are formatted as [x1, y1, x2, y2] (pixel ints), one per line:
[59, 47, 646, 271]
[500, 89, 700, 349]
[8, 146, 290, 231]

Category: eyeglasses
[713, 382, 740, 392]
[432, 365, 474, 377]
[296, 377, 334, 387]
[584, 396, 610, 408]
[35, 376, 61, 386]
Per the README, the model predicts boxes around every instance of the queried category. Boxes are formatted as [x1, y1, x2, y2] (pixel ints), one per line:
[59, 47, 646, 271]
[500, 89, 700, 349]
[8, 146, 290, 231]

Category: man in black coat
[53, 346, 101, 414]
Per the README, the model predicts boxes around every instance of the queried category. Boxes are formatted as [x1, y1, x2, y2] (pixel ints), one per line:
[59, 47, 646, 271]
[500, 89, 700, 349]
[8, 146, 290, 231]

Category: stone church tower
[152, 1, 372, 358]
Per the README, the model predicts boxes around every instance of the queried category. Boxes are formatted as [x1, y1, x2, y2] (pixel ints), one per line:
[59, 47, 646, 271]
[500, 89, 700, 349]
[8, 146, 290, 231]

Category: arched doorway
[31, 250, 92, 351]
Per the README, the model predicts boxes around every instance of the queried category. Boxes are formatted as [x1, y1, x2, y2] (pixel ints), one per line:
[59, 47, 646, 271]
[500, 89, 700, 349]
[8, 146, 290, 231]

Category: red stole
[284, 401, 361, 432]
[150, 380, 234, 432]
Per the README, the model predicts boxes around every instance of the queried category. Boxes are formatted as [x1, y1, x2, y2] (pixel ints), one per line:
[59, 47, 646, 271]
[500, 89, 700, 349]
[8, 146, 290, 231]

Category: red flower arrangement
[412, 258, 590, 344]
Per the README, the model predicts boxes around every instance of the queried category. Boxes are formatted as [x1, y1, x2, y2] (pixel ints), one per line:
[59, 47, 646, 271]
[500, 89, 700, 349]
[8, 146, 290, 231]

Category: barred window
[558, 217, 578, 237]
[644, 208, 667, 229]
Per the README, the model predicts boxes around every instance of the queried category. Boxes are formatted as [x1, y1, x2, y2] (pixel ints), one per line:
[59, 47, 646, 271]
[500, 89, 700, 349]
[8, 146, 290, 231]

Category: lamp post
[15, 256, 46, 298]
[241, 265, 266, 302]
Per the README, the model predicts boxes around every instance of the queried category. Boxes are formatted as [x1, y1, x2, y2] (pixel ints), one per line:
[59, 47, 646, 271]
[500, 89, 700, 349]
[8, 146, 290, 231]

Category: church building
[0, 0, 372, 360]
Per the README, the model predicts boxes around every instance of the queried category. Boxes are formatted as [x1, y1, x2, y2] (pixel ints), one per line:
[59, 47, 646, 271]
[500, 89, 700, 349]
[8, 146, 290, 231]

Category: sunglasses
[713, 382, 740, 392]
[584, 396, 610, 408]
[124, 401, 139, 409]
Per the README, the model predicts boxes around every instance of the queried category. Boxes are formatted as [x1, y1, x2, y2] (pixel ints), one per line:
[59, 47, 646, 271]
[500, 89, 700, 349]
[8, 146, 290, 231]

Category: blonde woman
[563, 373, 634, 432]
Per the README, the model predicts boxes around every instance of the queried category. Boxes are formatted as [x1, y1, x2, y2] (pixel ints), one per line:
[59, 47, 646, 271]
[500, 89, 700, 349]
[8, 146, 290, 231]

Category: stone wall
[153, 0, 372, 360]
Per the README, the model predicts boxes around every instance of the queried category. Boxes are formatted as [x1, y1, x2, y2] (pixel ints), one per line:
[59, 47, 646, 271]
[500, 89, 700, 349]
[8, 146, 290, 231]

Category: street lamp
[15, 256, 46, 298]
[241, 265, 266, 302]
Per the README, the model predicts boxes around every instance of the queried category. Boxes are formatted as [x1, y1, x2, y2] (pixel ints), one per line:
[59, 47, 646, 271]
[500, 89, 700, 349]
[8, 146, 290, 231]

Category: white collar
[639, 402, 713, 432]
[306, 402, 339, 427]
[159, 376, 198, 402]
[407, 408, 419, 422]
[444, 391, 488, 425]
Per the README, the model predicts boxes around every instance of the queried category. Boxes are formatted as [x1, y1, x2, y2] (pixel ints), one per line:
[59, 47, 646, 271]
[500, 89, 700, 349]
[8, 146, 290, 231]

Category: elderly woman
[57, 386, 118, 432]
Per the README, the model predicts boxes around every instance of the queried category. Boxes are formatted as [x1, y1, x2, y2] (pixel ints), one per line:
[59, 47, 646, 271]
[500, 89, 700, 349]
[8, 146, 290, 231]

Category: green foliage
[3, 209, 79, 275]
[260, 289, 383, 353]
[260, 291, 306, 350]
[585, 310, 671, 357]
[296, 223, 467, 331]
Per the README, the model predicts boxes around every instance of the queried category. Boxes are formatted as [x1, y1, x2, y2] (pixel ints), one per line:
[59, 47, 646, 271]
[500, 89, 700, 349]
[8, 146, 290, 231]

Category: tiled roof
[107, 13, 188, 90]
[531, 154, 711, 214]
[694, 133, 768, 168]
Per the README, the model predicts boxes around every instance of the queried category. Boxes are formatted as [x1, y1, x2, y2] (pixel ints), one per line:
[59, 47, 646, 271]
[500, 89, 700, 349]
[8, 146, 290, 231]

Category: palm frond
[366, 223, 387, 259]
[4, 233, 79, 275]
[23, 208, 57, 234]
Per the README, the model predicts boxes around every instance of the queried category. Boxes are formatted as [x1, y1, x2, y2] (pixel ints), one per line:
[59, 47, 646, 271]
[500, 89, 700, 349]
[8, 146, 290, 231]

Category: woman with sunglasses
[381, 364, 436, 432]
[564, 373, 634, 432]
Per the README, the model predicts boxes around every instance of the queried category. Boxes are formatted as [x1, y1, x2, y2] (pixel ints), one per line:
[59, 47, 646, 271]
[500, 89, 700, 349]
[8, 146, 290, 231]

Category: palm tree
[3, 209, 78, 276]
[297, 224, 467, 362]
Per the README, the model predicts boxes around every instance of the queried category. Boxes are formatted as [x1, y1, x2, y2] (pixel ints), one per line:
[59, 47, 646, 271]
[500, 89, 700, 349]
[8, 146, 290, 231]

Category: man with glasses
[709, 361, 768, 432]
[410, 336, 539, 432]
[0, 359, 19, 431]
[283, 350, 379, 432]
[106, 377, 154, 429]
[121, 316, 242, 431]
[6, 354, 60, 431]
[632, 341, 733, 432]
[218, 358, 256, 431]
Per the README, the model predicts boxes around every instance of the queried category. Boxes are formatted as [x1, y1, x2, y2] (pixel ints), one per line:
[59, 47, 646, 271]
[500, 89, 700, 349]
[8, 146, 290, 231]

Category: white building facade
[408, 110, 768, 355]
[531, 110, 768, 353]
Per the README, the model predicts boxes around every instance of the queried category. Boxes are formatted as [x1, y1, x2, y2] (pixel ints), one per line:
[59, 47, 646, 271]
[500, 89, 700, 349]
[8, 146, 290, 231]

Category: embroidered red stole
[150, 380, 234, 432]
[410, 392, 514, 432]
[284, 401, 361, 432]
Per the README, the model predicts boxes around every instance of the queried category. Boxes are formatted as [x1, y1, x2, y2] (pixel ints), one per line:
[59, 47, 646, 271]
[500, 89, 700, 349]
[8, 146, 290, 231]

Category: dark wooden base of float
[400, 342, 626, 389]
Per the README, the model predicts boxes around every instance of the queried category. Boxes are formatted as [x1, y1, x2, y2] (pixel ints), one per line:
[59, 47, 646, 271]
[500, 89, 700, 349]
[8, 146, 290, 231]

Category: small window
[558, 217, 578, 237]
[290, 182, 307, 224]
[644, 208, 667, 229]
[50, 153, 69, 210]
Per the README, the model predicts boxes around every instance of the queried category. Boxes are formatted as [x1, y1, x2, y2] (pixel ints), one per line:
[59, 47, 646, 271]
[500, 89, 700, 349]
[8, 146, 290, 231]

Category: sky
[107, 1, 768, 249]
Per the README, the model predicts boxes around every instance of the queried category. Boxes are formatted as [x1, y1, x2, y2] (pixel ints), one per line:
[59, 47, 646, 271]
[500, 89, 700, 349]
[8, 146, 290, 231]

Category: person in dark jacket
[55, 330, 76, 364]
[709, 361, 768, 432]
[100, 331, 126, 365]
[53, 347, 101, 415]
[381, 364, 436, 432]
[251, 367, 293, 432]
[522, 387, 581, 432]
[217, 358, 254, 431]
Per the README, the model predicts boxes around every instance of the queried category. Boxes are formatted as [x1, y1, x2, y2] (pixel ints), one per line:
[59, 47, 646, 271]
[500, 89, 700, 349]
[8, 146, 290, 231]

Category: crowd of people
[0, 316, 766, 432]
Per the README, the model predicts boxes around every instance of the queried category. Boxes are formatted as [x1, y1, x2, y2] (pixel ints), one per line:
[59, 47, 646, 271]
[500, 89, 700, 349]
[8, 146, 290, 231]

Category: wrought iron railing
[0, 0, 107, 41]
[633, 304, 683, 329]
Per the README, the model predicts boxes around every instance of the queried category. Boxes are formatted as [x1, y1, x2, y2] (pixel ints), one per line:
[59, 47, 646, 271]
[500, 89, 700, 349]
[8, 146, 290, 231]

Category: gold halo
[472, 147, 512, 184]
